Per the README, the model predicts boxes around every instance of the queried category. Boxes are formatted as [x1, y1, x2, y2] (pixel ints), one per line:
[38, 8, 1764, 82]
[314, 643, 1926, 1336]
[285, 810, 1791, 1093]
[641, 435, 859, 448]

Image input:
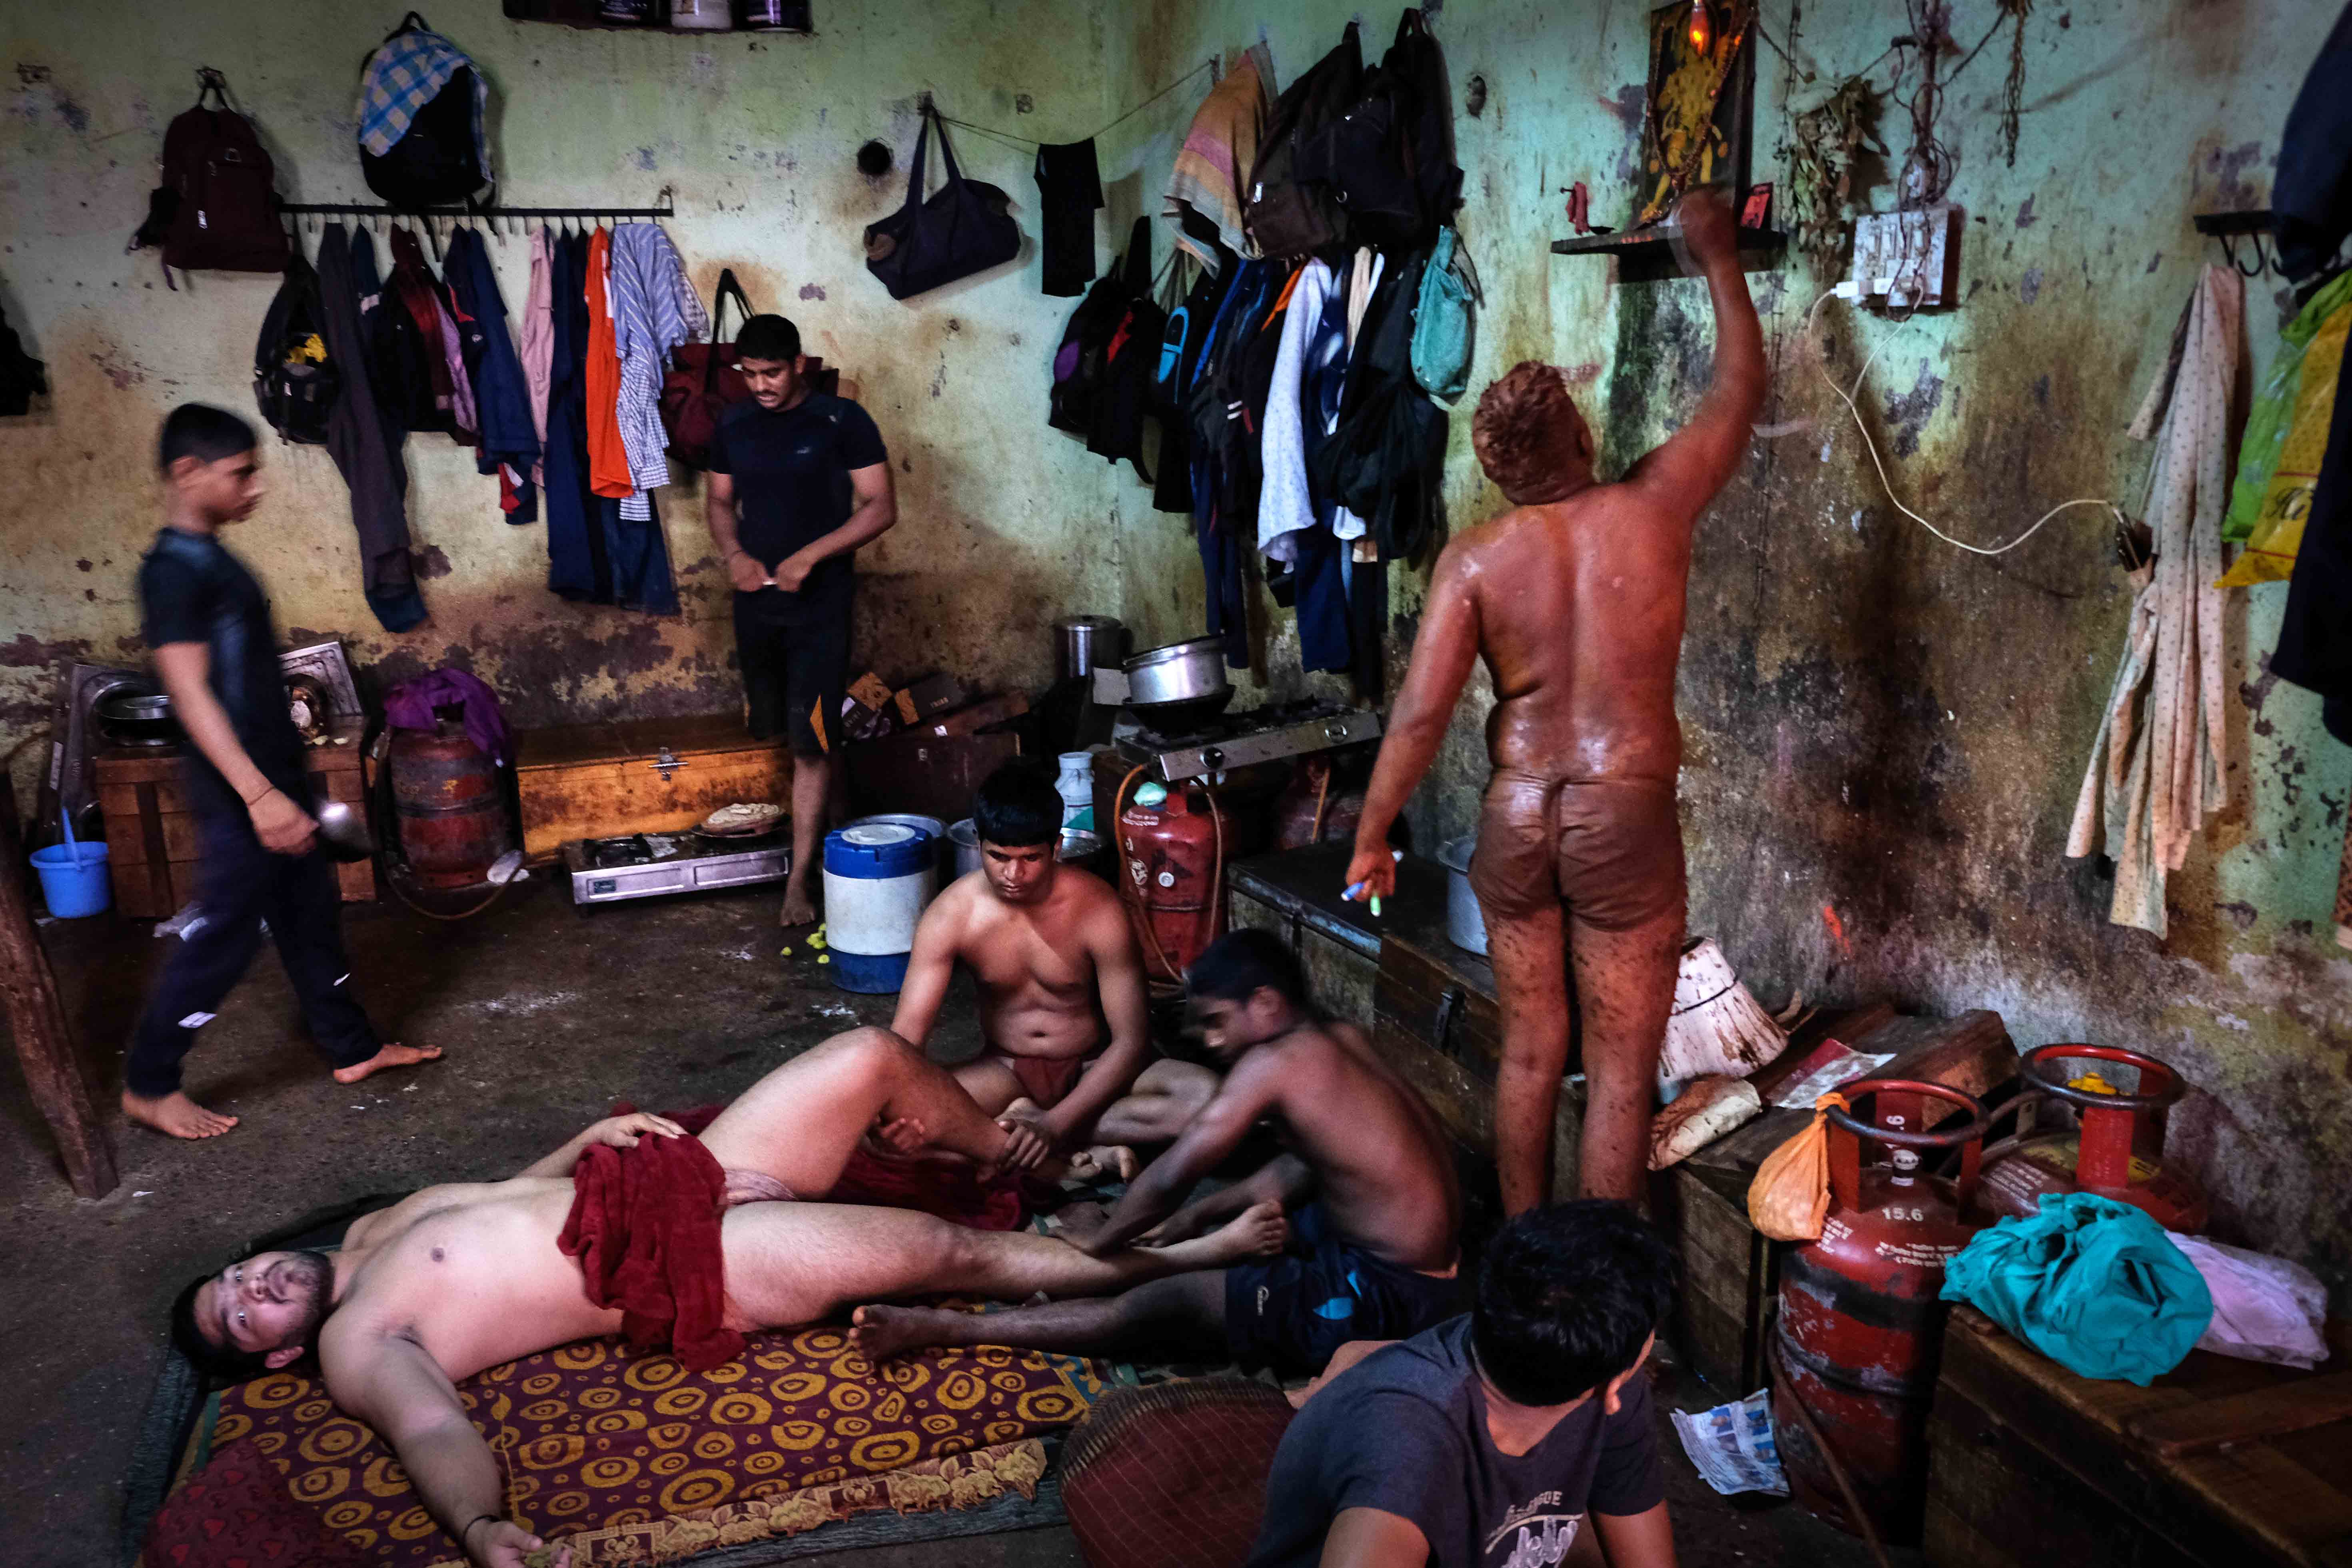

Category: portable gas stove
[563, 828, 791, 906]
[1115, 698, 1382, 784]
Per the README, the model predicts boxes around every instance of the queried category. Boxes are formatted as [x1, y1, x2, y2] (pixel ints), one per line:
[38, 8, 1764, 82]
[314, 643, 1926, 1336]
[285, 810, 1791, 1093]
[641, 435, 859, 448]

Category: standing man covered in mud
[1343, 190, 1764, 1210]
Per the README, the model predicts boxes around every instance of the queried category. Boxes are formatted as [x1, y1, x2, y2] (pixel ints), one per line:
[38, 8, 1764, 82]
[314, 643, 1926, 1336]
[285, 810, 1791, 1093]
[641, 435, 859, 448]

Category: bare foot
[850, 1303, 956, 1363]
[331, 1042, 443, 1085]
[779, 882, 819, 928]
[1198, 1201, 1289, 1265]
[123, 1090, 239, 1139]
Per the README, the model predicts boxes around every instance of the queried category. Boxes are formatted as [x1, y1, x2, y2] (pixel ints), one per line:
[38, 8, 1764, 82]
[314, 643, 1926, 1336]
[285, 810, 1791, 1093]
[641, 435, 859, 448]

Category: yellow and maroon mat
[160, 1315, 1118, 1566]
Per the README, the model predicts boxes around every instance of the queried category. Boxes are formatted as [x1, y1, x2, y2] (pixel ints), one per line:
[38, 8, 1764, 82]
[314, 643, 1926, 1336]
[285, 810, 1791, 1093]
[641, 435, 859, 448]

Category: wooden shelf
[1551, 225, 1786, 281]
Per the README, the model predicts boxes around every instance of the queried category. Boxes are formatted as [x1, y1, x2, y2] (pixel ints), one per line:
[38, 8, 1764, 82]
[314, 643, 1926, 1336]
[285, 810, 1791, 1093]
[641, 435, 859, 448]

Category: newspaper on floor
[1669, 1388, 1789, 1496]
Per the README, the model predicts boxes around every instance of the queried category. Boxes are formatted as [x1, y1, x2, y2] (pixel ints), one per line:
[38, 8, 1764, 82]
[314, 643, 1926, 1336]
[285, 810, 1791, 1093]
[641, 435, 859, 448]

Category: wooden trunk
[1227, 842, 1440, 1033]
[515, 714, 793, 860]
[95, 722, 376, 916]
[1925, 1310, 2352, 1568]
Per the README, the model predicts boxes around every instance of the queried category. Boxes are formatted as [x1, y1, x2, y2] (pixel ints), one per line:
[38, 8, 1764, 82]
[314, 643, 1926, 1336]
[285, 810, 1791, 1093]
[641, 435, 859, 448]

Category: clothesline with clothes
[273, 216, 705, 629]
[926, 58, 1218, 153]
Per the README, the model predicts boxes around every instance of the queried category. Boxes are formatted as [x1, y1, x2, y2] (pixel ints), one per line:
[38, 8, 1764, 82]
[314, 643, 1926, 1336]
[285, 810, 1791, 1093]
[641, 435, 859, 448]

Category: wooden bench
[1927, 1309, 2352, 1567]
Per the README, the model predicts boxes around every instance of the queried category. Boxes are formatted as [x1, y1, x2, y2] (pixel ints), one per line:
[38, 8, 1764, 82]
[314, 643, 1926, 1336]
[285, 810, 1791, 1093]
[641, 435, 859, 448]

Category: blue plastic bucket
[30, 841, 111, 919]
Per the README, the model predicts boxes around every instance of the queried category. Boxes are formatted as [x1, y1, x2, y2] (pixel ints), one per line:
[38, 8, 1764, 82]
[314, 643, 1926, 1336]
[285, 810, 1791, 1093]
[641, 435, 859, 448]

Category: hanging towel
[1259, 258, 1340, 562]
[521, 226, 555, 485]
[1166, 44, 1275, 271]
[314, 225, 425, 632]
[1941, 1193, 2214, 1386]
[2066, 265, 2242, 936]
[584, 227, 633, 500]
[608, 223, 709, 521]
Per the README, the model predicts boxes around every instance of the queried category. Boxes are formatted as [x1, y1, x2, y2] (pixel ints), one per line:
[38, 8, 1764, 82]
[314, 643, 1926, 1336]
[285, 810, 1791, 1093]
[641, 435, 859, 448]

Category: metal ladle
[314, 800, 375, 863]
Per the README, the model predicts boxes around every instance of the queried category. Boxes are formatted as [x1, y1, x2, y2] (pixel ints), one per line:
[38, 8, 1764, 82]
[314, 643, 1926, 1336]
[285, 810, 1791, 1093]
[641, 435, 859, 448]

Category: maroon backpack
[157, 75, 288, 275]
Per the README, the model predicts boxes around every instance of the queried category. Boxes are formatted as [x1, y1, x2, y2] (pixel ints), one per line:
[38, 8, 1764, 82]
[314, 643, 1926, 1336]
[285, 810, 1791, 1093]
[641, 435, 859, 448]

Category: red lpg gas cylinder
[1772, 1079, 1992, 1546]
[1114, 776, 1226, 983]
[1975, 1044, 2208, 1232]
[389, 721, 511, 888]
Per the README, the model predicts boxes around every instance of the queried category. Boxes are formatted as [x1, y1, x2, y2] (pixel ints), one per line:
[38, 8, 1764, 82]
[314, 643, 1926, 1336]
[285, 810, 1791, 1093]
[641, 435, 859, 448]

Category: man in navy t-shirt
[704, 313, 895, 927]
[1250, 1202, 1680, 1568]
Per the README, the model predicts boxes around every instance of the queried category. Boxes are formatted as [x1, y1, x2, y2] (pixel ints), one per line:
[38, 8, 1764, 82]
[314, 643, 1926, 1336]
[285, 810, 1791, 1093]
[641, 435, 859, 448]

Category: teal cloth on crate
[1941, 1192, 2214, 1386]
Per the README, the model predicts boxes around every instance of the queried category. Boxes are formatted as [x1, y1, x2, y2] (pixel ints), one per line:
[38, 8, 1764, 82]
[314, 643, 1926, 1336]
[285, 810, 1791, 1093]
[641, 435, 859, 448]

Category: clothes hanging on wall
[1035, 138, 1103, 297]
[521, 227, 555, 483]
[1166, 42, 1275, 271]
[386, 227, 476, 439]
[584, 226, 633, 501]
[609, 223, 708, 521]
[2067, 265, 2242, 936]
[2272, 1, 2352, 285]
[314, 224, 425, 632]
[545, 228, 611, 602]
[444, 227, 540, 523]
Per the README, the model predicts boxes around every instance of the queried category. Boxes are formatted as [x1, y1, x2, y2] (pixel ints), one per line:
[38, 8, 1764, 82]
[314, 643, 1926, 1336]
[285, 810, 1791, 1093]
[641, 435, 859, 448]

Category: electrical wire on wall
[1799, 287, 2127, 556]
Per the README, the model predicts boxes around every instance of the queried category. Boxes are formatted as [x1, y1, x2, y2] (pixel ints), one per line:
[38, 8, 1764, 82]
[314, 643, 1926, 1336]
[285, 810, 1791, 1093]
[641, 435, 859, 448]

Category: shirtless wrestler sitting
[855, 930, 1466, 1379]
[892, 761, 1219, 1176]
[170, 1026, 1284, 1568]
[1344, 188, 1765, 1211]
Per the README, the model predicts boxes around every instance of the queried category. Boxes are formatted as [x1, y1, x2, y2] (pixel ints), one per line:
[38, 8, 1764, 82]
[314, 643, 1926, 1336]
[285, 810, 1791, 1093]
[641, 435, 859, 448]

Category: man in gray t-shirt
[1249, 1203, 1679, 1568]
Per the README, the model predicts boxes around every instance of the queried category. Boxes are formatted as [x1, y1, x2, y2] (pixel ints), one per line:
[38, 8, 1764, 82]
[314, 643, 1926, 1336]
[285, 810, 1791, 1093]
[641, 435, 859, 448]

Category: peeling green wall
[0, 0, 1120, 764]
[1098, 0, 2352, 1294]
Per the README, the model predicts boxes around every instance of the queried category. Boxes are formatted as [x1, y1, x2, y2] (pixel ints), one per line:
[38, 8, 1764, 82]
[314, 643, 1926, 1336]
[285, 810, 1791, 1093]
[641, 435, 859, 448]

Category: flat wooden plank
[2134, 1373, 2352, 1459]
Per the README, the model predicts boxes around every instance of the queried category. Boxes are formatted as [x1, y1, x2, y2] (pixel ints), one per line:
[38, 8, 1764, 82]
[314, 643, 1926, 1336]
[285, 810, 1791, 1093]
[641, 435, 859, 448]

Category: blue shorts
[1222, 1204, 1467, 1377]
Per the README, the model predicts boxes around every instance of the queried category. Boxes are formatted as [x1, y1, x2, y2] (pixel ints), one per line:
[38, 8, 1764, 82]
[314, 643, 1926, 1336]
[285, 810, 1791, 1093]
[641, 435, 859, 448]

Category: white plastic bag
[2168, 1233, 2330, 1370]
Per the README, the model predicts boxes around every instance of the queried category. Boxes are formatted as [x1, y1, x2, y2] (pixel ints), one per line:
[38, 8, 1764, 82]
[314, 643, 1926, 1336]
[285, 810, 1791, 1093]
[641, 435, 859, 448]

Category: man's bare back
[1346, 190, 1765, 1211]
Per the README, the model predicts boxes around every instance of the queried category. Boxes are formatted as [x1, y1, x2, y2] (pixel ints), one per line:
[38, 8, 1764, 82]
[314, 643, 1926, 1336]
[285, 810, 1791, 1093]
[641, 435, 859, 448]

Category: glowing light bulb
[1687, 0, 1713, 54]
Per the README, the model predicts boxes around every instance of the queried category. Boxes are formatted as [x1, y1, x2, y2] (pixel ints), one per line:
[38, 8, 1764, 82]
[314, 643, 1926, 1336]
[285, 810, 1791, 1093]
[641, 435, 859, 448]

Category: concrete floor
[0, 876, 1898, 1568]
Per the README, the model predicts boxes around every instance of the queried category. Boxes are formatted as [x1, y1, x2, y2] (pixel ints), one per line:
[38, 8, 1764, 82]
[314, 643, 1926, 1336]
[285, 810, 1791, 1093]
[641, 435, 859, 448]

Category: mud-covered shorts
[1223, 1204, 1467, 1377]
[1467, 769, 1686, 932]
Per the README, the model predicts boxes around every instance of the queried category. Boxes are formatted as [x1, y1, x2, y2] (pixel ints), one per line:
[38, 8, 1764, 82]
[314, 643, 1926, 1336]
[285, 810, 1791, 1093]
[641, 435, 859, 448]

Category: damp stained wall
[1096, 0, 2352, 1293]
[0, 0, 1121, 764]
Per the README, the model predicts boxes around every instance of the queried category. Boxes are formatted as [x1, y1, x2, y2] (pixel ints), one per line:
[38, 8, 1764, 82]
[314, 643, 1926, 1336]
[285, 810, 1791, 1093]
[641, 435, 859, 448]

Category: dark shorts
[1223, 1204, 1467, 1377]
[735, 596, 849, 757]
[1468, 768, 1687, 932]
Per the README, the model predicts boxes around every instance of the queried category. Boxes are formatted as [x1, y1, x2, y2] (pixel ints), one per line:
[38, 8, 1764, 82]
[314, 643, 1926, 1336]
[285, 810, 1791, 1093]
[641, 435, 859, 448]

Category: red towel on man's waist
[557, 1132, 743, 1372]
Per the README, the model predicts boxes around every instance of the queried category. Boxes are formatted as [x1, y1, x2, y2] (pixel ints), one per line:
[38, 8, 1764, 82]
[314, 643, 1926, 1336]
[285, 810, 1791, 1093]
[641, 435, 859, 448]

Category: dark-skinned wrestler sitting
[1343, 189, 1765, 1210]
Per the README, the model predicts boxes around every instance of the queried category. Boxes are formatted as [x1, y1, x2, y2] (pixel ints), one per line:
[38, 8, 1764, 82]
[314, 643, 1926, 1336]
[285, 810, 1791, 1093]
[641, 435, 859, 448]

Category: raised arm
[1344, 540, 1482, 903]
[888, 891, 963, 1049]
[1082, 1052, 1286, 1256]
[154, 641, 316, 856]
[1034, 894, 1155, 1150]
[325, 1329, 567, 1568]
[1625, 188, 1765, 519]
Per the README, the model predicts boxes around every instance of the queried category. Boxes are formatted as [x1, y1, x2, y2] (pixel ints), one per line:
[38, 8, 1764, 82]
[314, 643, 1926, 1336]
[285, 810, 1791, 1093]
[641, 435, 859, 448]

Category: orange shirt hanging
[584, 227, 633, 499]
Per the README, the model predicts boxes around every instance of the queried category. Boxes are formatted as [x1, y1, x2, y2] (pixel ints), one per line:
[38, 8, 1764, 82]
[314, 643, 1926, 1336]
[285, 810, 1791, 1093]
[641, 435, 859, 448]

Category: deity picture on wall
[1637, 0, 1756, 225]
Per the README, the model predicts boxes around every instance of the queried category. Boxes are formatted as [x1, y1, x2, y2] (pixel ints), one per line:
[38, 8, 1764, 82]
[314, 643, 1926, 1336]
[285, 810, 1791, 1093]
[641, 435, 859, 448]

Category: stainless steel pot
[1436, 834, 1487, 955]
[1124, 635, 1232, 711]
[1054, 615, 1128, 684]
[96, 690, 179, 745]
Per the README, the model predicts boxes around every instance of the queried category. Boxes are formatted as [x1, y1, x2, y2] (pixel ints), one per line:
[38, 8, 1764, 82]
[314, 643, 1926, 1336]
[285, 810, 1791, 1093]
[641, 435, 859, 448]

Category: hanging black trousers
[125, 806, 380, 1099]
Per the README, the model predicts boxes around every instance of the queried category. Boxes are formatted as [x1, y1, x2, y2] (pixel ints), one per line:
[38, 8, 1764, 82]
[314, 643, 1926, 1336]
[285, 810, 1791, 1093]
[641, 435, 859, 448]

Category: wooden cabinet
[95, 722, 375, 917]
[1926, 1310, 2352, 1567]
[515, 713, 793, 860]
[1226, 843, 1433, 1033]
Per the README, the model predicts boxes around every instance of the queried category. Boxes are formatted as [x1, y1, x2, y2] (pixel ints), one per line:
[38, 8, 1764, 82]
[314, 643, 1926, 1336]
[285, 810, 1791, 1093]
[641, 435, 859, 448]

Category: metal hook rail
[2193, 209, 2276, 279]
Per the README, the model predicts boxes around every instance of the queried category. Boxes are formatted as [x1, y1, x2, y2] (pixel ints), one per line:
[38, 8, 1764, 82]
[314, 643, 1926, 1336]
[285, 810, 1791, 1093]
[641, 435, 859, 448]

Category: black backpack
[359, 15, 493, 209]
[133, 73, 289, 278]
[1087, 227, 1168, 483]
[1243, 25, 1364, 261]
[1298, 11, 1464, 250]
[1048, 218, 1154, 439]
[1312, 250, 1446, 561]
[252, 254, 340, 445]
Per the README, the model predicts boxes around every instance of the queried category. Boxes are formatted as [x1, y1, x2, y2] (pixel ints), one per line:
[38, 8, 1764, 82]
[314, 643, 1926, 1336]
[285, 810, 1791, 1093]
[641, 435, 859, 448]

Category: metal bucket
[948, 818, 983, 879]
[1054, 615, 1127, 683]
[1436, 834, 1486, 954]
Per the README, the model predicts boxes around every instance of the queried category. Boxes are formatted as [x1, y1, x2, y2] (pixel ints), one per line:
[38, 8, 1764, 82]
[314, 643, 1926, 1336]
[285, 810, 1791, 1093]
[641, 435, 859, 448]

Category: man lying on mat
[892, 760, 1220, 1179]
[855, 930, 1465, 1379]
[169, 1026, 1285, 1568]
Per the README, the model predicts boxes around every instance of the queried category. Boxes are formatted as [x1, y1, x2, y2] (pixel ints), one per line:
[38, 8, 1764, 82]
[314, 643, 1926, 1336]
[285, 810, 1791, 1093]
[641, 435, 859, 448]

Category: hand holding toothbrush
[1342, 846, 1404, 918]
